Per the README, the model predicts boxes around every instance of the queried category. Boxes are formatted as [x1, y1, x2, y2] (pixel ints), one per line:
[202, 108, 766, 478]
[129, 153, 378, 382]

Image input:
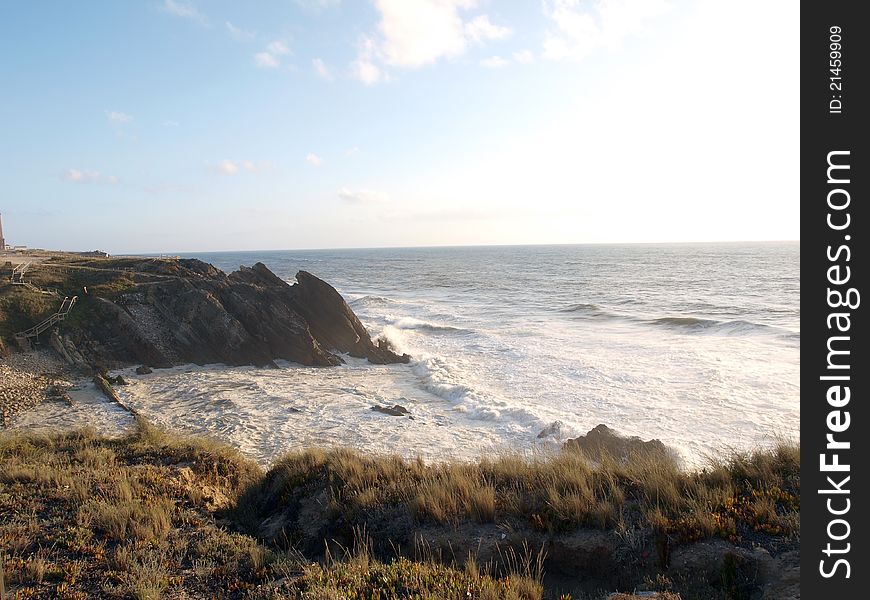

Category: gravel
[0, 349, 72, 427]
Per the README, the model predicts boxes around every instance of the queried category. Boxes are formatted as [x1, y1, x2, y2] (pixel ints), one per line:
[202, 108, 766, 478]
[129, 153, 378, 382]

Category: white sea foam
[9, 379, 135, 434]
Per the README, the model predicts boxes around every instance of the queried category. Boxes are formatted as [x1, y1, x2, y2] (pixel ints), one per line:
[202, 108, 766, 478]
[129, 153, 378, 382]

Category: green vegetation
[0, 283, 59, 340]
[0, 420, 799, 599]
[0, 255, 179, 342]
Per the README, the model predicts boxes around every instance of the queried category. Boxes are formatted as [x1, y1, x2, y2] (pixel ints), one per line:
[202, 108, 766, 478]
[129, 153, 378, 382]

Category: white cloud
[513, 49, 534, 64]
[542, 0, 671, 61]
[480, 55, 509, 68]
[162, 0, 208, 26]
[163, 120, 179, 127]
[62, 169, 117, 184]
[215, 159, 271, 175]
[350, 0, 511, 82]
[254, 52, 281, 68]
[346, 146, 361, 156]
[376, 0, 472, 68]
[218, 160, 239, 175]
[305, 153, 324, 167]
[338, 187, 390, 204]
[267, 40, 291, 55]
[351, 36, 385, 85]
[106, 110, 133, 124]
[254, 40, 291, 69]
[312, 58, 333, 81]
[465, 14, 511, 44]
[242, 160, 272, 173]
[226, 21, 255, 41]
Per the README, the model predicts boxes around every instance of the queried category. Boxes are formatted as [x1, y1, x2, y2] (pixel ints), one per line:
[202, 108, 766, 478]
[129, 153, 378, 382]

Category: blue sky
[0, 1, 799, 253]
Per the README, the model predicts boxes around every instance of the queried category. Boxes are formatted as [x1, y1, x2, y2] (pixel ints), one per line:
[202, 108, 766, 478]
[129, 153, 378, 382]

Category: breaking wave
[409, 355, 545, 426]
[349, 294, 400, 308]
[557, 303, 796, 338]
[558, 303, 609, 315]
[386, 316, 470, 334]
[647, 316, 791, 336]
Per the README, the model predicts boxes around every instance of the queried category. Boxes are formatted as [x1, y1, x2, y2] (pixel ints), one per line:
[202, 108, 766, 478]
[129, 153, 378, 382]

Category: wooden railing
[14, 296, 78, 341]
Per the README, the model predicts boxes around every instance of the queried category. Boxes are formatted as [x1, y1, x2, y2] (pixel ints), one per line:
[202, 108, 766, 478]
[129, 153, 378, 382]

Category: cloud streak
[162, 0, 209, 26]
[62, 169, 118, 184]
[464, 14, 511, 44]
[106, 110, 133, 124]
[214, 160, 271, 175]
[226, 21, 255, 41]
[254, 40, 291, 69]
[338, 187, 389, 204]
[312, 58, 333, 81]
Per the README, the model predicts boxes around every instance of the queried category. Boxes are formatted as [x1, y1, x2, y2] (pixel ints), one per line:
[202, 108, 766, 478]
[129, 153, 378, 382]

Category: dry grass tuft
[240, 440, 800, 546]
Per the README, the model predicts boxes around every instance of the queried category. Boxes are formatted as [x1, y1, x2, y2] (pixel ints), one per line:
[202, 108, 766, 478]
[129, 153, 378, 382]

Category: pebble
[0, 349, 73, 427]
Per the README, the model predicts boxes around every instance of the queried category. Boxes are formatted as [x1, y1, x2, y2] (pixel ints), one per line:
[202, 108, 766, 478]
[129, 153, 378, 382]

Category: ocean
[14, 243, 801, 466]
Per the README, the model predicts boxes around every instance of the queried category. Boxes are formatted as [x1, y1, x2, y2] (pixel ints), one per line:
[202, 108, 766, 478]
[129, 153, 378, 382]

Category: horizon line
[125, 239, 800, 256]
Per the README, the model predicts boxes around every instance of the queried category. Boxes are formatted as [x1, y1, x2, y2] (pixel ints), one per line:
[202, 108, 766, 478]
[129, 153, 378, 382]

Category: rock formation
[292, 270, 410, 365]
[562, 424, 672, 462]
[48, 260, 409, 370]
[371, 404, 411, 417]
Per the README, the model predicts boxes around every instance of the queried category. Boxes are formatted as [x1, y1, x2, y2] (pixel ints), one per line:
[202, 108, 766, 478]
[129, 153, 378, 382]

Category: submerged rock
[537, 420, 565, 439]
[135, 365, 153, 375]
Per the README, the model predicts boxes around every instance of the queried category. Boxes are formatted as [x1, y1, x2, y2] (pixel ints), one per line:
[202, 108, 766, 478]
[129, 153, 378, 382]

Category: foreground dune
[0, 419, 798, 599]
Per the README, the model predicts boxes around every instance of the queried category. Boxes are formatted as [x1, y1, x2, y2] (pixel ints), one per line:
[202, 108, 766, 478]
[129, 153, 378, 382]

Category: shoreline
[2, 350, 797, 472]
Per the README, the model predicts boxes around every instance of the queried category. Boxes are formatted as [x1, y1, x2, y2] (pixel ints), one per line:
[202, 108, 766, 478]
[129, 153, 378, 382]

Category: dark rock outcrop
[563, 424, 672, 462]
[292, 270, 411, 365]
[371, 404, 410, 417]
[57, 261, 409, 371]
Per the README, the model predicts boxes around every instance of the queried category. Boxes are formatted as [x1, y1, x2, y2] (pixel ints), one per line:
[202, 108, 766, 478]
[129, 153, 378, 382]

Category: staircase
[10, 261, 60, 296]
[11, 261, 31, 283]
[14, 296, 78, 341]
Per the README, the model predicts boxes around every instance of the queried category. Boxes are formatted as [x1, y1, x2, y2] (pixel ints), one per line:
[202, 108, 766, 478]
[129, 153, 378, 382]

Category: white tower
[0, 212, 6, 250]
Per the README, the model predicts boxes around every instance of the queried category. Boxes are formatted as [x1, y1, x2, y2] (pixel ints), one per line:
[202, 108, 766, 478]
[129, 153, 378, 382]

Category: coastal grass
[0, 420, 798, 598]
[238, 441, 800, 545]
[0, 256, 165, 340]
[0, 422, 544, 599]
[0, 283, 60, 339]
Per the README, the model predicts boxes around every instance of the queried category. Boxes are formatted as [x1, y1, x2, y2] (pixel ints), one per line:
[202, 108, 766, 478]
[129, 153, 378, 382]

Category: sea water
[13, 243, 800, 467]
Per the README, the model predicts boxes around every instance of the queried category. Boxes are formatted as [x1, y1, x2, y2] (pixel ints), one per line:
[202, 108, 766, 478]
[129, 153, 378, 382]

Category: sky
[0, 0, 799, 253]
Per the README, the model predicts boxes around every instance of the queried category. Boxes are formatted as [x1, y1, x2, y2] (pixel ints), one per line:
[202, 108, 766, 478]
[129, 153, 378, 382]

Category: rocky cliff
[3, 258, 409, 371]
